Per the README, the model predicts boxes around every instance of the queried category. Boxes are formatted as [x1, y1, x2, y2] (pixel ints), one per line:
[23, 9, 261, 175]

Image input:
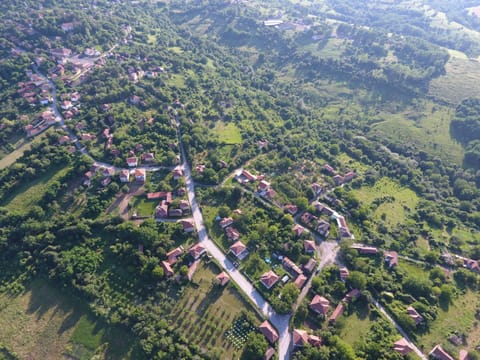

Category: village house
[240, 169, 257, 183]
[215, 272, 230, 286]
[226, 227, 240, 242]
[81, 133, 96, 141]
[393, 338, 413, 356]
[265, 347, 275, 360]
[161, 261, 174, 277]
[293, 224, 305, 237]
[317, 219, 330, 237]
[172, 167, 183, 180]
[429, 344, 455, 360]
[83, 171, 94, 186]
[333, 174, 345, 185]
[343, 289, 361, 303]
[102, 167, 115, 177]
[309, 295, 330, 316]
[407, 306, 424, 325]
[264, 188, 276, 199]
[311, 183, 323, 195]
[166, 246, 184, 265]
[58, 135, 70, 144]
[179, 219, 195, 233]
[147, 191, 172, 203]
[71, 92, 81, 102]
[61, 100, 73, 110]
[229, 241, 249, 260]
[294, 274, 307, 289]
[188, 243, 206, 260]
[259, 320, 278, 344]
[300, 212, 317, 225]
[119, 169, 130, 183]
[219, 217, 234, 228]
[284, 204, 299, 215]
[101, 177, 111, 187]
[339, 267, 349, 281]
[384, 251, 399, 267]
[155, 201, 168, 218]
[292, 329, 322, 348]
[168, 208, 183, 217]
[344, 171, 356, 182]
[61, 22, 75, 32]
[303, 258, 317, 274]
[323, 163, 335, 175]
[195, 164, 205, 174]
[329, 303, 345, 324]
[304, 240, 316, 253]
[142, 152, 155, 162]
[127, 157, 138, 167]
[179, 200, 190, 212]
[351, 244, 378, 255]
[337, 216, 352, 238]
[282, 257, 303, 278]
[258, 180, 270, 192]
[260, 270, 279, 290]
[134, 169, 146, 183]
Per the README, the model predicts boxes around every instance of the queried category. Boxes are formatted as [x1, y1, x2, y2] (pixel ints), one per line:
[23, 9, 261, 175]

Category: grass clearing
[336, 152, 369, 173]
[0, 131, 50, 170]
[213, 122, 242, 144]
[369, 102, 463, 165]
[0, 280, 140, 360]
[131, 197, 156, 217]
[429, 53, 480, 104]
[2, 166, 71, 212]
[418, 290, 480, 354]
[168, 261, 260, 359]
[338, 301, 374, 348]
[353, 177, 419, 228]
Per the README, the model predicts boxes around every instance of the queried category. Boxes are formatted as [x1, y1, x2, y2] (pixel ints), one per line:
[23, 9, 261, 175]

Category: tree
[347, 271, 367, 290]
[242, 332, 268, 360]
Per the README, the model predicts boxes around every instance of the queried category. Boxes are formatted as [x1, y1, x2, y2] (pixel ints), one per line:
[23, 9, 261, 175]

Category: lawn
[353, 177, 419, 228]
[131, 197, 157, 217]
[2, 166, 71, 212]
[418, 290, 480, 354]
[167, 261, 261, 359]
[335, 153, 369, 174]
[213, 122, 242, 145]
[338, 300, 375, 348]
[0, 280, 141, 360]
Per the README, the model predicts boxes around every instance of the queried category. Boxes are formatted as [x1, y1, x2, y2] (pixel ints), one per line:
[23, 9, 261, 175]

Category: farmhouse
[259, 320, 278, 344]
[407, 306, 424, 325]
[188, 243, 206, 260]
[260, 270, 279, 290]
[309, 295, 330, 316]
[215, 272, 230, 286]
[393, 338, 413, 356]
[429, 344, 455, 360]
[179, 219, 195, 233]
[229, 241, 249, 260]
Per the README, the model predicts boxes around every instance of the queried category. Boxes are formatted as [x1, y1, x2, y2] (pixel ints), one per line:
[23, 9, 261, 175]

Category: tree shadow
[196, 285, 224, 316]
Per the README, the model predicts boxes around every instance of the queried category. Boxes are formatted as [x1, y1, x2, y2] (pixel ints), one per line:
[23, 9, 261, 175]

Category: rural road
[372, 298, 428, 360]
[176, 119, 293, 359]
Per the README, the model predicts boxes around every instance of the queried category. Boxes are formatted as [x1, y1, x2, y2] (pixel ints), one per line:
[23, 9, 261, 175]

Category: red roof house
[393, 338, 413, 356]
[309, 295, 330, 316]
[304, 240, 316, 253]
[229, 241, 248, 260]
[258, 320, 278, 344]
[407, 306, 424, 325]
[260, 270, 279, 289]
[429, 344, 455, 360]
[166, 246, 184, 265]
[216, 272, 230, 286]
[119, 169, 130, 183]
[127, 157, 138, 167]
[161, 261, 174, 277]
[226, 227, 240, 241]
[219, 217, 234, 228]
[385, 251, 399, 267]
[329, 303, 345, 324]
[292, 329, 309, 348]
[189, 243, 206, 260]
[180, 219, 195, 233]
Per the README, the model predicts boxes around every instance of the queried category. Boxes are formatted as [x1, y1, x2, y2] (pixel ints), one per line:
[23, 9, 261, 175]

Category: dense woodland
[0, 0, 480, 359]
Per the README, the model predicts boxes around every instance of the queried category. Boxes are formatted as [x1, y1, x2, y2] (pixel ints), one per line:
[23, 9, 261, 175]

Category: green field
[2, 166, 71, 212]
[131, 197, 157, 217]
[429, 53, 480, 104]
[353, 177, 419, 228]
[338, 301, 374, 348]
[0, 280, 141, 360]
[0, 131, 51, 170]
[167, 261, 260, 359]
[418, 290, 480, 354]
[213, 122, 243, 145]
[369, 102, 463, 165]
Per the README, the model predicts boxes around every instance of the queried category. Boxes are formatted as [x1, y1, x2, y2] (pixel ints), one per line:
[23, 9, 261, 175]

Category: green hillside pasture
[2, 166, 71, 212]
[369, 102, 464, 165]
[0, 280, 141, 360]
[353, 177, 419, 228]
[213, 122, 242, 144]
[418, 290, 480, 354]
[336, 152, 369, 174]
[429, 53, 480, 104]
[168, 261, 260, 359]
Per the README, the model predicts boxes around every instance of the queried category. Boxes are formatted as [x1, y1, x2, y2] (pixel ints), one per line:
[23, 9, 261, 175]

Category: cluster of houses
[82, 164, 116, 187]
[18, 70, 52, 107]
[154, 191, 190, 219]
[60, 91, 81, 119]
[322, 163, 356, 186]
[350, 244, 399, 268]
[441, 252, 480, 274]
[235, 169, 277, 199]
[24, 109, 56, 137]
[161, 241, 205, 281]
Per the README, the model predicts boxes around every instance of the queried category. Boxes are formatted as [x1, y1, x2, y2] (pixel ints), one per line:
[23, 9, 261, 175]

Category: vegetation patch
[212, 122, 242, 144]
[353, 177, 419, 228]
